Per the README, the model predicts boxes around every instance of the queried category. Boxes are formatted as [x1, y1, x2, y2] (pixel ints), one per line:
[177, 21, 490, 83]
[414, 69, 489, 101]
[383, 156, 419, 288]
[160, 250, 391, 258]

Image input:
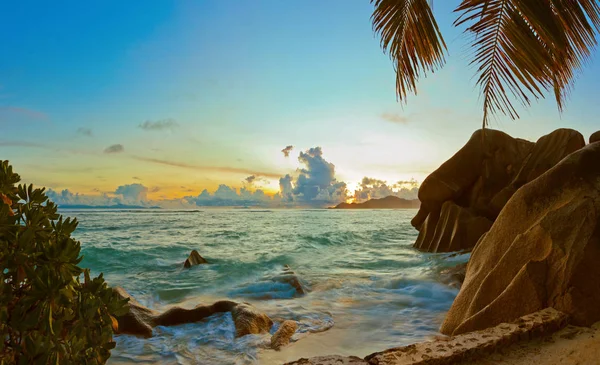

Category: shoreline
[285, 309, 600, 365]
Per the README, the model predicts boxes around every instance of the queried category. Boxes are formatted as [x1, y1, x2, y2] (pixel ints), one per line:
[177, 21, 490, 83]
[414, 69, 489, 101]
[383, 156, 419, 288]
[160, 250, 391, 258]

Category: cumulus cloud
[104, 144, 124, 154]
[281, 145, 294, 157]
[279, 174, 294, 202]
[114, 183, 148, 204]
[381, 112, 409, 124]
[270, 147, 348, 206]
[76, 127, 93, 137]
[187, 184, 273, 207]
[138, 118, 179, 131]
[353, 177, 418, 202]
[47, 189, 118, 206]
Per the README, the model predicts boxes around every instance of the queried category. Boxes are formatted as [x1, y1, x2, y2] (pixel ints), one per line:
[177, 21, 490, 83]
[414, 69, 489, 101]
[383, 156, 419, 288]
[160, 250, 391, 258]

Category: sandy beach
[465, 322, 600, 365]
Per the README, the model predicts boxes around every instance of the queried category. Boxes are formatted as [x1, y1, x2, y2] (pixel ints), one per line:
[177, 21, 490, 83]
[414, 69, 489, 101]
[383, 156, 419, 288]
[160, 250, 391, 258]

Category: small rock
[183, 249, 208, 268]
[271, 320, 297, 350]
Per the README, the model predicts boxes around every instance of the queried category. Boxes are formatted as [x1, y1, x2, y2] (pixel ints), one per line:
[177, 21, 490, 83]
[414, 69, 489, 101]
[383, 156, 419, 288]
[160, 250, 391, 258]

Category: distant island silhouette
[57, 204, 161, 210]
[331, 195, 420, 209]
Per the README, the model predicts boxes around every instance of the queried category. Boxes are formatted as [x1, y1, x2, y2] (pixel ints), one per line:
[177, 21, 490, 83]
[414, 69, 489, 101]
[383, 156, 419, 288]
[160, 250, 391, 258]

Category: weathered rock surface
[112, 287, 158, 338]
[183, 249, 208, 268]
[417, 129, 533, 215]
[489, 128, 585, 216]
[231, 302, 274, 337]
[413, 128, 587, 254]
[366, 308, 568, 365]
[277, 265, 306, 296]
[590, 130, 600, 144]
[271, 320, 298, 350]
[285, 356, 368, 365]
[441, 142, 600, 336]
[413, 201, 492, 253]
[112, 287, 272, 339]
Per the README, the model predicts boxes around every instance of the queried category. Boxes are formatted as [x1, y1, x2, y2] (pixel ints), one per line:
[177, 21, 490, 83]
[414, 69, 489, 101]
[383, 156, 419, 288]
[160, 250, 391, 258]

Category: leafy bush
[0, 161, 128, 364]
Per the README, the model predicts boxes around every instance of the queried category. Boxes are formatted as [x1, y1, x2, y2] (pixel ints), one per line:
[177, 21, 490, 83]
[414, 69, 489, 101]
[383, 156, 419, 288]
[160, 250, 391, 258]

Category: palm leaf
[455, 0, 600, 127]
[371, 0, 447, 102]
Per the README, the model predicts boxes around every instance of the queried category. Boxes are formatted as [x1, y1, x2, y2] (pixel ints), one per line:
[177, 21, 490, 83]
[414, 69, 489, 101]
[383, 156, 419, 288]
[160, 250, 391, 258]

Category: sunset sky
[1, 1, 599, 207]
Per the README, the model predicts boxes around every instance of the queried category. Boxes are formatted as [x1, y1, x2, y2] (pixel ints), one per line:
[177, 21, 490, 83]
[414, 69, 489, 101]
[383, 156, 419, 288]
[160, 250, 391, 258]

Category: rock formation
[413, 128, 586, 253]
[441, 142, 600, 336]
[112, 287, 273, 339]
[271, 320, 298, 350]
[231, 302, 274, 337]
[591, 130, 600, 144]
[413, 201, 492, 252]
[183, 249, 208, 268]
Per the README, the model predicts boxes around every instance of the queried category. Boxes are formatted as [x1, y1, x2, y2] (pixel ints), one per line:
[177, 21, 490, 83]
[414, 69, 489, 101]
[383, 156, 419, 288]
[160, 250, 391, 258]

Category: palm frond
[371, 0, 447, 102]
[455, 0, 600, 128]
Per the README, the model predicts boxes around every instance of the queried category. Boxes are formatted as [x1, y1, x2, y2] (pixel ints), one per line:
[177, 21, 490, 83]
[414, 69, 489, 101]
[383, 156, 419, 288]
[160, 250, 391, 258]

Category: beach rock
[413, 201, 492, 252]
[231, 302, 273, 337]
[591, 130, 600, 144]
[271, 320, 298, 350]
[439, 262, 468, 289]
[183, 249, 208, 268]
[410, 205, 430, 230]
[153, 300, 236, 327]
[366, 308, 568, 365]
[276, 265, 306, 296]
[112, 287, 237, 337]
[441, 142, 600, 336]
[490, 128, 585, 216]
[418, 129, 533, 214]
[285, 356, 368, 365]
[112, 287, 159, 338]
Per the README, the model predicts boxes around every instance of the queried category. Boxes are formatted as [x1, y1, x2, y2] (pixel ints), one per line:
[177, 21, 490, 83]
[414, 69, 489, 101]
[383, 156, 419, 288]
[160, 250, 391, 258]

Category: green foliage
[0, 161, 128, 364]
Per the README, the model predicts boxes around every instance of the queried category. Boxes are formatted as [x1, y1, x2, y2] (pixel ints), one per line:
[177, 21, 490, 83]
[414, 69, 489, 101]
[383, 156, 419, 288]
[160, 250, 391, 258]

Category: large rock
[183, 249, 208, 268]
[231, 302, 273, 337]
[591, 130, 600, 144]
[441, 142, 600, 336]
[112, 287, 158, 338]
[490, 128, 585, 215]
[418, 129, 533, 215]
[285, 356, 368, 365]
[413, 201, 492, 252]
[112, 287, 266, 338]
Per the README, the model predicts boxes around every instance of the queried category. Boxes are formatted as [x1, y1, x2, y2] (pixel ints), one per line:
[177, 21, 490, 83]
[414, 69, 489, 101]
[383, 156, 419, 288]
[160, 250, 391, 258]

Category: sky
[1, 1, 599, 208]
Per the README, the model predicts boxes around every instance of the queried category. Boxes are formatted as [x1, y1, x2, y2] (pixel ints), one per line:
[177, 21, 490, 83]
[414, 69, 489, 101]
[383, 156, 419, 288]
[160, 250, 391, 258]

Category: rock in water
[153, 300, 236, 327]
[183, 249, 208, 268]
[591, 130, 600, 144]
[231, 302, 273, 337]
[112, 287, 159, 338]
[413, 201, 492, 252]
[271, 320, 298, 350]
[441, 142, 600, 336]
[112, 287, 237, 337]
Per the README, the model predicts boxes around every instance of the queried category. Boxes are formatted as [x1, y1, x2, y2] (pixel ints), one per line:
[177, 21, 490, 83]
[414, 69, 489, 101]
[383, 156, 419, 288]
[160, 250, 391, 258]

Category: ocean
[67, 209, 468, 364]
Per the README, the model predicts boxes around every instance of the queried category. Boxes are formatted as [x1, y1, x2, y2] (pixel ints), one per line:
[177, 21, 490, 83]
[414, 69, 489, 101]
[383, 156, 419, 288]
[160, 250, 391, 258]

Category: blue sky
[1, 1, 599, 207]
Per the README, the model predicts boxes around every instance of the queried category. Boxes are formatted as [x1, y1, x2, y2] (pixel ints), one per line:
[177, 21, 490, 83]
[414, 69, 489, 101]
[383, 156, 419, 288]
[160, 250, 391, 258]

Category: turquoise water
[67, 209, 467, 364]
